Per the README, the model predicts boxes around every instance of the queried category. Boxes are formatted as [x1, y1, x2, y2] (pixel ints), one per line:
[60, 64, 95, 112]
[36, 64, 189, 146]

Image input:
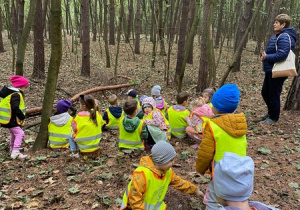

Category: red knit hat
[10, 75, 29, 88]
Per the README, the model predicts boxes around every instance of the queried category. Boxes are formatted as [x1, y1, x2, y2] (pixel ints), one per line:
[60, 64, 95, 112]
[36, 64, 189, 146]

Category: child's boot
[11, 150, 27, 159]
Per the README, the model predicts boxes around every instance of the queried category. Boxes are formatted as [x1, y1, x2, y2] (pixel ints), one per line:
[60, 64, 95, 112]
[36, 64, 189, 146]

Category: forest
[0, 0, 300, 209]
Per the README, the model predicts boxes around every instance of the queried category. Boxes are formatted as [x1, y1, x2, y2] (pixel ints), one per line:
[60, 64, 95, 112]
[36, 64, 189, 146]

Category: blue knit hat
[211, 84, 240, 113]
[214, 152, 254, 202]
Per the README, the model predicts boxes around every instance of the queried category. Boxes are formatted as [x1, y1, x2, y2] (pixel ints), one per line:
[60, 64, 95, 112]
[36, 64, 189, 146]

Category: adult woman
[260, 14, 298, 125]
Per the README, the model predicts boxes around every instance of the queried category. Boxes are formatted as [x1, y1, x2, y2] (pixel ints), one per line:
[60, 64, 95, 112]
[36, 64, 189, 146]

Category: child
[103, 94, 123, 130]
[0, 75, 29, 159]
[69, 94, 106, 157]
[120, 141, 204, 210]
[196, 84, 247, 210]
[48, 100, 73, 150]
[136, 95, 148, 119]
[186, 101, 213, 149]
[119, 99, 148, 153]
[167, 92, 190, 139]
[200, 87, 216, 107]
[214, 152, 279, 210]
[142, 97, 170, 150]
[151, 85, 168, 116]
[125, 89, 141, 110]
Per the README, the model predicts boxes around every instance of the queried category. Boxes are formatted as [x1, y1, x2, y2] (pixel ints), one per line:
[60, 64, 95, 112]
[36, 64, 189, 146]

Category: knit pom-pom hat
[10, 75, 29, 88]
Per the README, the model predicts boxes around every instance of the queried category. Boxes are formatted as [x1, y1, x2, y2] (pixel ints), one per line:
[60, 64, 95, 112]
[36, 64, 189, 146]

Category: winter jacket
[125, 156, 198, 210]
[263, 27, 298, 72]
[221, 201, 279, 210]
[196, 113, 247, 175]
[102, 106, 123, 124]
[0, 86, 26, 128]
[122, 116, 148, 140]
[50, 112, 72, 126]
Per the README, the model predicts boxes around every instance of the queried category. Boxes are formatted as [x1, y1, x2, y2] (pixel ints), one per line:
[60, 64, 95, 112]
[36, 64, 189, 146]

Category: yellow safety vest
[0, 92, 25, 125]
[119, 118, 144, 150]
[143, 109, 171, 139]
[73, 112, 105, 153]
[106, 108, 124, 130]
[167, 106, 190, 138]
[135, 98, 141, 110]
[208, 102, 213, 108]
[121, 166, 172, 210]
[209, 121, 247, 178]
[48, 117, 73, 149]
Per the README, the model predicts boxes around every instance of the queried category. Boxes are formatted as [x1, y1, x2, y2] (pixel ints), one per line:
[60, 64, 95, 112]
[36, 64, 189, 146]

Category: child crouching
[120, 141, 204, 210]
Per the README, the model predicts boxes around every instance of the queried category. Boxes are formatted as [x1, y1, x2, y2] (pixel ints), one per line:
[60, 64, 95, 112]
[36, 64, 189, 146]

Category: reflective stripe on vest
[119, 118, 144, 150]
[48, 116, 73, 149]
[121, 166, 171, 210]
[167, 106, 190, 138]
[143, 109, 171, 140]
[0, 92, 25, 125]
[74, 112, 105, 152]
[209, 121, 247, 178]
[106, 108, 123, 130]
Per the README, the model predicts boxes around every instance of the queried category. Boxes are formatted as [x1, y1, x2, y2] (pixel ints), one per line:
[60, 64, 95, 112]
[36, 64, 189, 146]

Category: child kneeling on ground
[120, 141, 204, 210]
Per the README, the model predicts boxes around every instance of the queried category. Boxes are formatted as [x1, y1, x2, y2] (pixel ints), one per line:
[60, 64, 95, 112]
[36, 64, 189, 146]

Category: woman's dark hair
[79, 94, 98, 126]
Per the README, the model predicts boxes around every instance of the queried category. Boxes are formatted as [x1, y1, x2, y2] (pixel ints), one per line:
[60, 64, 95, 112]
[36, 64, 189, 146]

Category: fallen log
[26, 83, 137, 115]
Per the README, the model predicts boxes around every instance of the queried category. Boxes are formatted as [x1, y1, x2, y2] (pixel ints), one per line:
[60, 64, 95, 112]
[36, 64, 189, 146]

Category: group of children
[0, 75, 279, 210]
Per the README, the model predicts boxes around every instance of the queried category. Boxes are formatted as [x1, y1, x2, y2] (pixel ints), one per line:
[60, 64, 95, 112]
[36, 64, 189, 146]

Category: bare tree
[134, 0, 141, 54]
[32, 0, 62, 151]
[109, 0, 115, 45]
[214, 0, 225, 48]
[17, 0, 25, 42]
[103, 0, 111, 67]
[0, 6, 5, 52]
[81, 0, 90, 77]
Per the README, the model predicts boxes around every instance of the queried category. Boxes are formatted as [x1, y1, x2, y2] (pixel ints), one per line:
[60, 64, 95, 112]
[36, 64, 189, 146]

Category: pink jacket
[187, 104, 213, 128]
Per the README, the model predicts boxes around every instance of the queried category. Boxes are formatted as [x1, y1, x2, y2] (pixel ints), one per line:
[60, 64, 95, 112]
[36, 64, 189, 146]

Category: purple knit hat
[56, 100, 72, 114]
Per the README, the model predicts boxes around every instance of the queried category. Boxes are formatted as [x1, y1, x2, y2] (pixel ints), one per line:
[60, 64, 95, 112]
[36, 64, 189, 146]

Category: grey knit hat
[151, 141, 176, 165]
[214, 152, 254, 202]
[151, 85, 161, 96]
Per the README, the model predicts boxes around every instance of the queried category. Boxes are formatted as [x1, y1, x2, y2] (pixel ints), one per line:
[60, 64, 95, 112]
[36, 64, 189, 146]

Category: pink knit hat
[10, 75, 29, 88]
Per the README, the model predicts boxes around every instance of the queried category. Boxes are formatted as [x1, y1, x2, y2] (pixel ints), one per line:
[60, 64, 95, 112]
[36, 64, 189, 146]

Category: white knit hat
[151, 141, 176, 165]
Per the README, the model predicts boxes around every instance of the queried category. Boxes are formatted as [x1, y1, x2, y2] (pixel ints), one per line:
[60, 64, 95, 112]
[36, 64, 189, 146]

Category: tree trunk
[32, 0, 45, 79]
[284, 17, 300, 110]
[109, 0, 115, 45]
[151, 1, 157, 68]
[220, 0, 264, 86]
[17, 0, 25, 43]
[0, 6, 5, 52]
[81, 0, 90, 77]
[174, 0, 190, 84]
[16, 0, 36, 76]
[92, 0, 97, 41]
[265, 0, 281, 42]
[187, 0, 196, 64]
[134, 0, 141, 54]
[125, 0, 133, 43]
[214, 0, 225, 48]
[196, 0, 217, 92]
[158, 0, 166, 56]
[11, 0, 18, 44]
[103, 0, 110, 67]
[233, 0, 254, 72]
[114, 0, 124, 76]
[73, 0, 80, 33]
[99, 0, 103, 36]
[32, 0, 62, 151]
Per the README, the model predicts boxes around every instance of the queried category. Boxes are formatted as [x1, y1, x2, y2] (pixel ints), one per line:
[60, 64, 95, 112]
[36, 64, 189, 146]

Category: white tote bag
[272, 33, 298, 78]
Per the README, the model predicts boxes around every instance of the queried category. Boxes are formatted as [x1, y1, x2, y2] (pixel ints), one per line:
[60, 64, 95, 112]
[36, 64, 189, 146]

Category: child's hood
[50, 112, 72, 126]
[210, 113, 247, 138]
[193, 104, 213, 117]
[173, 105, 186, 111]
[0, 86, 20, 98]
[139, 156, 165, 177]
[108, 106, 123, 118]
[122, 116, 141, 133]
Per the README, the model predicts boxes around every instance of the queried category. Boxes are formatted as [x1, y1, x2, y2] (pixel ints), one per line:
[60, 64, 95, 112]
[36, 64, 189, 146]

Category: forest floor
[0, 34, 300, 210]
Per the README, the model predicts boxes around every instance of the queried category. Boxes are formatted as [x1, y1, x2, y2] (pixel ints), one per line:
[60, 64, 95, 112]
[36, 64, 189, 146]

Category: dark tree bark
[81, 0, 90, 77]
[103, 0, 111, 67]
[174, 0, 190, 84]
[98, 0, 103, 36]
[73, 0, 80, 33]
[92, 0, 97, 41]
[266, 0, 281, 42]
[134, 0, 141, 54]
[214, 0, 225, 48]
[11, 0, 18, 44]
[32, 0, 62, 151]
[125, 0, 133, 43]
[196, 0, 217, 92]
[109, 0, 115, 45]
[114, 0, 124, 76]
[187, 0, 196, 64]
[64, 0, 70, 34]
[232, 0, 254, 72]
[0, 7, 5, 52]
[16, 0, 37, 75]
[17, 0, 25, 43]
[158, 0, 166, 56]
[32, 0, 45, 79]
